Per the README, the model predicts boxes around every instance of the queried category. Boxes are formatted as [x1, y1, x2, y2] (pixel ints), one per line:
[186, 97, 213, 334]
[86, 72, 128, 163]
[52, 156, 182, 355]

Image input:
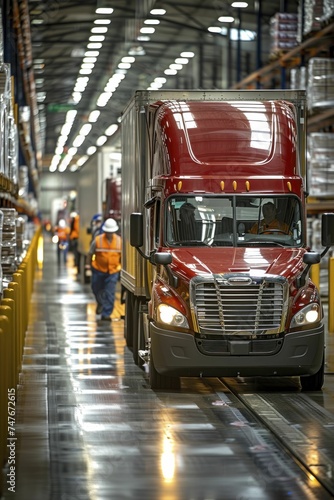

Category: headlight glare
[157, 304, 189, 328]
[290, 303, 321, 328]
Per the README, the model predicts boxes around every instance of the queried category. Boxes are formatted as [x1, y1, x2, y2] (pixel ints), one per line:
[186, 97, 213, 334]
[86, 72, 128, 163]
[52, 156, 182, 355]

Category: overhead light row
[60, 9, 167, 172]
[51, 4, 252, 173]
[147, 51, 195, 89]
[50, 8, 115, 172]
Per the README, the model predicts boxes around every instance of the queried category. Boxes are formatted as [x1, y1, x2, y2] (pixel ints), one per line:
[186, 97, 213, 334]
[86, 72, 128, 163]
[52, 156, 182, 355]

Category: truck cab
[121, 90, 334, 391]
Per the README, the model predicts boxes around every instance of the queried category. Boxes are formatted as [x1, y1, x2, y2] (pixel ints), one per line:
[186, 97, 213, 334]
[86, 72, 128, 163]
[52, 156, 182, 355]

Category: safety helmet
[102, 218, 119, 233]
[92, 213, 102, 222]
[58, 219, 66, 228]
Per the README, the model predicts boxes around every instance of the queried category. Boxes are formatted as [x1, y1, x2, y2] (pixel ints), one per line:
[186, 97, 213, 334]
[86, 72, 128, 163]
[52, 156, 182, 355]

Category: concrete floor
[1, 234, 334, 500]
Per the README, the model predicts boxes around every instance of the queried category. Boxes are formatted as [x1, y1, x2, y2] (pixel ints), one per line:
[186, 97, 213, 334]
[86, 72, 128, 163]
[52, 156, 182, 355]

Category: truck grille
[191, 275, 287, 336]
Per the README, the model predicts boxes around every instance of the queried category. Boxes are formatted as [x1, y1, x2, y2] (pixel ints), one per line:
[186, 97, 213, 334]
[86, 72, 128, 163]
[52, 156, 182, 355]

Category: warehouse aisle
[2, 234, 334, 500]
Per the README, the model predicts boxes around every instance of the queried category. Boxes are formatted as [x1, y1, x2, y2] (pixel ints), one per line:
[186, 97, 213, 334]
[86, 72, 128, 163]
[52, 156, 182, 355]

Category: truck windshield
[165, 195, 303, 248]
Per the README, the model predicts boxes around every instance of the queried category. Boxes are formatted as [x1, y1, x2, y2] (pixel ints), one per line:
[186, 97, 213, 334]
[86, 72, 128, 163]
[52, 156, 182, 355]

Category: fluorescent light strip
[51, 13, 113, 172]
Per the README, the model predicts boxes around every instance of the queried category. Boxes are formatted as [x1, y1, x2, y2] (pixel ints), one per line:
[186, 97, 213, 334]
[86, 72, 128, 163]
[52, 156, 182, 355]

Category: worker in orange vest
[69, 211, 80, 271]
[88, 218, 121, 321]
[54, 219, 70, 265]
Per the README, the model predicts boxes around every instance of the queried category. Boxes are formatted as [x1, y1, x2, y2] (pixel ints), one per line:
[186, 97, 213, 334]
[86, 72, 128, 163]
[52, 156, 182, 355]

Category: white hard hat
[58, 219, 66, 228]
[102, 218, 119, 233]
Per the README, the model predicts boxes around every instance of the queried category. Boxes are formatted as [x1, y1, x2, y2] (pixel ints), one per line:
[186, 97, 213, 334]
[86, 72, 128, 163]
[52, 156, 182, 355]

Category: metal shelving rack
[232, 19, 334, 217]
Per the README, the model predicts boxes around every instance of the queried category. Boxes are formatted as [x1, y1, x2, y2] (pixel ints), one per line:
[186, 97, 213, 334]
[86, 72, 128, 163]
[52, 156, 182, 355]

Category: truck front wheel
[149, 350, 180, 390]
[300, 355, 325, 391]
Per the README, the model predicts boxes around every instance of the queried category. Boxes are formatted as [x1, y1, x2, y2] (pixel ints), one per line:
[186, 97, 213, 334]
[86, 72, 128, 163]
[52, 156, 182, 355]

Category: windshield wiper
[181, 240, 211, 247]
[244, 240, 285, 248]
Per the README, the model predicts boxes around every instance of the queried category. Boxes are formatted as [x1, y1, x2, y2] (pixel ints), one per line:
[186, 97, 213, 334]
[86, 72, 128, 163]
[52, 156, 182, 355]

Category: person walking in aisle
[88, 218, 122, 321]
[69, 211, 80, 271]
[54, 218, 70, 265]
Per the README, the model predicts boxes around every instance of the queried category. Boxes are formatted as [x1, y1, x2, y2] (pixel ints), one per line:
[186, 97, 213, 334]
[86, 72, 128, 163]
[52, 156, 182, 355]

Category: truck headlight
[157, 304, 189, 328]
[290, 303, 321, 328]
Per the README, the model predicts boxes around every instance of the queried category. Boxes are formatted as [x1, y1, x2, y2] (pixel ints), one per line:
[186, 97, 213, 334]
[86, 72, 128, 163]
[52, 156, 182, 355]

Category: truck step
[138, 350, 149, 362]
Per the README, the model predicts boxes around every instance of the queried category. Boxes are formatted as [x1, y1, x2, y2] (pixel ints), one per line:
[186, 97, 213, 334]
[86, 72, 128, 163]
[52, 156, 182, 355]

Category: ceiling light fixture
[79, 124, 92, 136]
[95, 8, 113, 14]
[208, 27, 222, 33]
[105, 124, 118, 136]
[140, 27, 155, 34]
[84, 51, 100, 57]
[150, 9, 166, 15]
[164, 69, 177, 75]
[218, 16, 235, 22]
[88, 110, 100, 122]
[118, 62, 131, 69]
[76, 155, 88, 166]
[121, 56, 135, 63]
[87, 43, 102, 49]
[89, 36, 105, 42]
[169, 63, 183, 70]
[175, 58, 189, 64]
[96, 135, 107, 146]
[94, 19, 111, 25]
[86, 146, 97, 155]
[91, 27, 108, 33]
[73, 135, 85, 148]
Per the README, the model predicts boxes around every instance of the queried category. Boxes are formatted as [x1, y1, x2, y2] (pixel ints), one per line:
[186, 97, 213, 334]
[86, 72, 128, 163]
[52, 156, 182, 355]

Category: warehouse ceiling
[25, 0, 300, 172]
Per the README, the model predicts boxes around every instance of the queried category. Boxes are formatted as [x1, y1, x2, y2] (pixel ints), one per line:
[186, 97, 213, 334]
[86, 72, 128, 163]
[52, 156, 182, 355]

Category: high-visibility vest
[70, 215, 80, 239]
[55, 226, 70, 242]
[250, 219, 290, 234]
[91, 233, 121, 274]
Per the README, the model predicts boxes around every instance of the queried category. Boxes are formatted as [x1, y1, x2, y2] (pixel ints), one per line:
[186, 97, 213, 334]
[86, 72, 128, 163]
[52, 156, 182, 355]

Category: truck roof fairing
[154, 100, 299, 178]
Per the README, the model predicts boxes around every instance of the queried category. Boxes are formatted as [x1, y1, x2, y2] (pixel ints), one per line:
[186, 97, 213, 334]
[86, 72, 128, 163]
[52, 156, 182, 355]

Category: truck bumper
[150, 322, 324, 378]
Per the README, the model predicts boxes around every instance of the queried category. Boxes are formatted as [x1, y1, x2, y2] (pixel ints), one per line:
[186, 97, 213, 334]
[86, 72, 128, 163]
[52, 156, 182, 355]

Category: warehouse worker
[249, 202, 290, 234]
[54, 218, 70, 265]
[90, 213, 103, 241]
[88, 218, 122, 321]
[69, 211, 80, 271]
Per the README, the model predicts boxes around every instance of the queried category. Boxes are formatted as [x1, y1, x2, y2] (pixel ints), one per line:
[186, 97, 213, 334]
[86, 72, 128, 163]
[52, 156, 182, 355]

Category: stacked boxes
[270, 13, 298, 54]
[290, 66, 307, 89]
[308, 133, 334, 196]
[1, 208, 17, 283]
[307, 58, 334, 111]
[298, 0, 334, 41]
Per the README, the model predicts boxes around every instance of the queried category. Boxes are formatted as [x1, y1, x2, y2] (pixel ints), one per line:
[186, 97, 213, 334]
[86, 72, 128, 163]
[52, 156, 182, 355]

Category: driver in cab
[249, 202, 290, 234]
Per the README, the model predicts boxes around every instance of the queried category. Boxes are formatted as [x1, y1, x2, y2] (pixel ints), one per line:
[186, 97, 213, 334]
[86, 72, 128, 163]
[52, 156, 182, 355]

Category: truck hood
[169, 247, 306, 281]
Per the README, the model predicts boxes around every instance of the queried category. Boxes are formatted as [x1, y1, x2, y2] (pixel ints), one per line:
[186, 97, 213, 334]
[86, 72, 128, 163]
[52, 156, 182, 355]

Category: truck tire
[300, 355, 324, 391]
[149, 350, 180, 390]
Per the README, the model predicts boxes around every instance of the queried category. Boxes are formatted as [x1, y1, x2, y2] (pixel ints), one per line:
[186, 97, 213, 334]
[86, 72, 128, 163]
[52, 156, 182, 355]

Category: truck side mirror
[130, 213, 143, 247]
[154, 252, 172, 265]
[298, 251, 321, 288]
[322, 213, 334, 247]
[154, 252, 177, 287]
[303, 251, 320, 265]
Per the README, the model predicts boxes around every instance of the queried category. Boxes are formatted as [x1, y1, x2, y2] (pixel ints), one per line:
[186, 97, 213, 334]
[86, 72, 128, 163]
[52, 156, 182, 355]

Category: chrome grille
[192, 275, 287, 336]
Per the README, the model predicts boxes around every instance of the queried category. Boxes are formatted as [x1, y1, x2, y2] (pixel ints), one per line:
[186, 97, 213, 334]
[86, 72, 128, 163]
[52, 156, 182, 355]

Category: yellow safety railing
[310, 263, 320, 290]
[0, 226, 42, 489]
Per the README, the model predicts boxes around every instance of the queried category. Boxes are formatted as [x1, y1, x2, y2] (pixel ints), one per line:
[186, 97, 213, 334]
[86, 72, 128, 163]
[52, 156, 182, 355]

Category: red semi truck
[120, 90, 334, 390]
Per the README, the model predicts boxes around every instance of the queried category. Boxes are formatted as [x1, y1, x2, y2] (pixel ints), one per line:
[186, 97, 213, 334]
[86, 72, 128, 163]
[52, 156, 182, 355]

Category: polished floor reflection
[2, 235, 334, 500]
